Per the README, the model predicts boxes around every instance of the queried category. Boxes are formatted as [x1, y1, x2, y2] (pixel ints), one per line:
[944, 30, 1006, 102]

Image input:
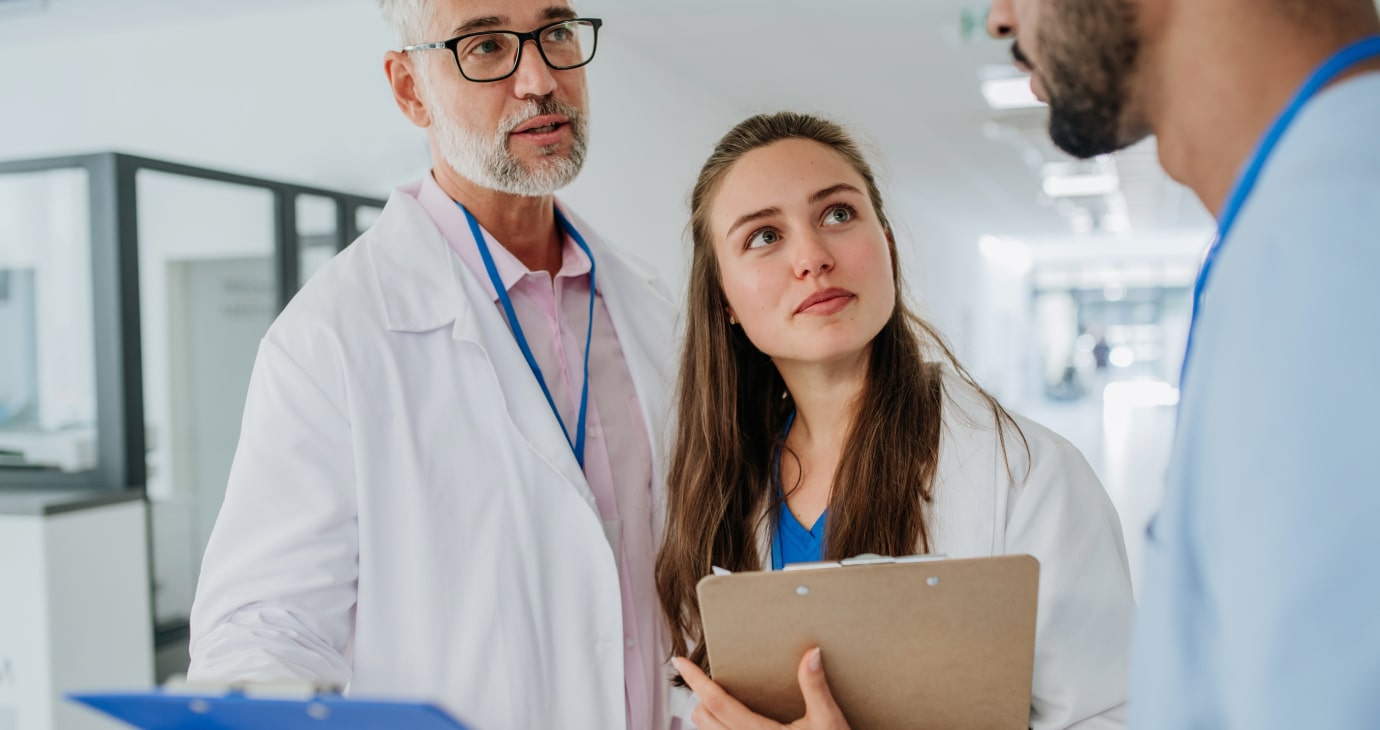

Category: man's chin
[512, 160, 584, 196]
[1047, 100, 1130, 159]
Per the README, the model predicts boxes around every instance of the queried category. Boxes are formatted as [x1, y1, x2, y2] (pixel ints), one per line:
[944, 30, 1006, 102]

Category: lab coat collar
[367, 187, 471, 337]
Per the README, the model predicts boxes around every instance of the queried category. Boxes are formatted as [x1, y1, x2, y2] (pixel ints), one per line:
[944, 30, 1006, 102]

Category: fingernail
[671, 657, 684, 672]
[809, 647, 822, 673]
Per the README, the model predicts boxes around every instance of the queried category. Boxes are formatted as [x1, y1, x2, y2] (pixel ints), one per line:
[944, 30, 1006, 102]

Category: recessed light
[980, 76, 1045, 110]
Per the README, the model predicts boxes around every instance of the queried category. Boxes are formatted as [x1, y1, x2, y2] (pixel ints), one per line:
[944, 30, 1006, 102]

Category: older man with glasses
[187, 2, 680, 728]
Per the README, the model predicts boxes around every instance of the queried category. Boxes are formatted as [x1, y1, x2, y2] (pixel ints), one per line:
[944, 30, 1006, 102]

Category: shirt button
[625, 637, 636, 650]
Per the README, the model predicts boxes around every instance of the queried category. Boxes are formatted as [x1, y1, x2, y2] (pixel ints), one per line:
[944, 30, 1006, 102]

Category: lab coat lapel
[452, 260, 595, 510]
[369, 191, 597, 513]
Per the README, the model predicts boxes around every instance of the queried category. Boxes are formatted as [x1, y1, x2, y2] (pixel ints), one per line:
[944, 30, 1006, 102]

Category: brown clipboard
[696, 554, 1039, 730]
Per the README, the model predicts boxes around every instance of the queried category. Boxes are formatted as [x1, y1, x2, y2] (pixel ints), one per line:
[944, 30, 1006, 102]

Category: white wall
[0, 0, 745, 288]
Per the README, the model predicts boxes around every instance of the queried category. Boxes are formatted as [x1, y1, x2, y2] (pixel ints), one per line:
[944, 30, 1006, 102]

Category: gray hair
[377, 0, 435, 47]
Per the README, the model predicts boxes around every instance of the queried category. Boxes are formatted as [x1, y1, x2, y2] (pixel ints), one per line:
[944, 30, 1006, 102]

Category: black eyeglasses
[403, 18, 602, 83]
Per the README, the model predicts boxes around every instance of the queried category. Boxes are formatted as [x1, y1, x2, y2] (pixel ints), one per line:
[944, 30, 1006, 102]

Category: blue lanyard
[1182, 36, 1380, 389]
[459, 203, 596, 469]
[770, 410, 798, 571]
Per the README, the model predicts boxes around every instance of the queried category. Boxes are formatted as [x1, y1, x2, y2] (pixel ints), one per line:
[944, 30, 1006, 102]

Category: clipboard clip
[785, 553, 949, 571]
[162, 675, 345, 700]
[710, 553, 949, 576]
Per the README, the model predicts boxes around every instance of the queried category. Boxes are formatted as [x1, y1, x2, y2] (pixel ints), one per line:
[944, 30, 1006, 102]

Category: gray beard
[430, 94, 588, 198]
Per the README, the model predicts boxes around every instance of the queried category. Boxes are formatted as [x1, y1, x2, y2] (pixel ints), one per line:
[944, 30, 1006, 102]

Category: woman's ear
[726, 307, 738, 326]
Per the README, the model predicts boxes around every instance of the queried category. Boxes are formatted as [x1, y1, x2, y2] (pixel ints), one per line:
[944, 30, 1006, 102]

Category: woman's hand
[672, 648, 851, 730]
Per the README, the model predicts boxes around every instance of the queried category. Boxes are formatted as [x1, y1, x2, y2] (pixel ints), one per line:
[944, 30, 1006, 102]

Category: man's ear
[384, 51, 431, 128]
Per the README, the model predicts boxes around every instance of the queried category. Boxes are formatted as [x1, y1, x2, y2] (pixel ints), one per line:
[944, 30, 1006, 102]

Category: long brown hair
[655, 112, 1026, 675]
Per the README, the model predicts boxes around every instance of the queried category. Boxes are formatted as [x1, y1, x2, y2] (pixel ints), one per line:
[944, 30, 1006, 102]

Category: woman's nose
[793, 234, 835, 279]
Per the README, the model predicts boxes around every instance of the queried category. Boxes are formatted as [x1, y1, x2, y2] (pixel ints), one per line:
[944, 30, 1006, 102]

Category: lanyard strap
[459, 203, 597, 469]
[1182, 36, 1380, 389]
[770, 409, 798, 571]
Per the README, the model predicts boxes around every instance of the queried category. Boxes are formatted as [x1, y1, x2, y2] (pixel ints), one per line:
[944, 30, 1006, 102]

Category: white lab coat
[188, 187, 679, 730]
[733, 374, 1135, 729]
[922, 376, 1133, 729]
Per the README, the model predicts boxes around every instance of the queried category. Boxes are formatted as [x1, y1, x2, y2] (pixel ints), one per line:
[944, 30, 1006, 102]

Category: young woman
[657, 112, 1135, 730]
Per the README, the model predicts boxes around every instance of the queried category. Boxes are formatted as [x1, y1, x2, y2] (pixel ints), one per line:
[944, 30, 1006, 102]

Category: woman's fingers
[794, 648, 849, 728]
[673, 656, 775, 729]
[672, 651, 850, 729]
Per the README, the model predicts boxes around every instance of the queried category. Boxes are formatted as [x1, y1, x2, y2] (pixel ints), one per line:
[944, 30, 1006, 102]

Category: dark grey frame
[0, 151, 385, 493]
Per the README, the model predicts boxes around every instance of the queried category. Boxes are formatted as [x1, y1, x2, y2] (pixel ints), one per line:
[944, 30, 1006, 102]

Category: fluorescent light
[981, 76, 1045, 110]
[1042, 173, 1120, 198]
[1103, 381, 1180, 408]
[1109, 346, 1135, 368]
[978, 235, 1033, 275]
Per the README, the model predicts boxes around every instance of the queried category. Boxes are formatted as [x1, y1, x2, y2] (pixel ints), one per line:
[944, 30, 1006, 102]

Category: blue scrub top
[1130, 74, 1380, 729]
[769, 409, 829, 569]
[772, 502, 828, 570]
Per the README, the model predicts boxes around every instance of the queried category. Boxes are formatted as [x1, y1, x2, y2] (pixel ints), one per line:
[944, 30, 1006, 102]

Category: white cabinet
[0, 492, 154, 730]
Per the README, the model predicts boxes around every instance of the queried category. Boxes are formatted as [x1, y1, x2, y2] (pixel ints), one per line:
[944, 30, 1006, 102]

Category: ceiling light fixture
[1042, 173, 1120, 198]
[980, 76, 1045, 110]
[978, 235, 1033, 275]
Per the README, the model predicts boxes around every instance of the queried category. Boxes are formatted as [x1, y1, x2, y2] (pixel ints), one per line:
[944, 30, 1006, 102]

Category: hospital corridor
[3, 0, 1378, 729]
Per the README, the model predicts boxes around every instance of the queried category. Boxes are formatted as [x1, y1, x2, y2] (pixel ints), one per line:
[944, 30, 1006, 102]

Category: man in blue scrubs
[987, 0, 1380, 727]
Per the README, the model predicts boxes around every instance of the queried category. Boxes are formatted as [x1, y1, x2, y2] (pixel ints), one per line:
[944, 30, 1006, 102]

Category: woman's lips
[795, 288, 855, 315]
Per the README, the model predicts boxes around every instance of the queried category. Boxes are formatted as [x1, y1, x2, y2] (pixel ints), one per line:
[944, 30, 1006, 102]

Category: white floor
[1017, 391, 1176, 599]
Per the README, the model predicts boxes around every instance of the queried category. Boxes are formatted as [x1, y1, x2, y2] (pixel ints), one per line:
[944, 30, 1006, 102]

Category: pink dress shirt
[411, 174, 664, 730]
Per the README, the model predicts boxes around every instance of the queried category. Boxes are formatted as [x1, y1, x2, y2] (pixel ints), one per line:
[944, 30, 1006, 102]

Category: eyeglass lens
[457, 21, 597, 81]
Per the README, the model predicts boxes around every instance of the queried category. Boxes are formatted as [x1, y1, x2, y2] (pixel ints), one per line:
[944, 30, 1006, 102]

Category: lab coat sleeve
[187, 334, 358, 685]
[1004, 424, 1135, 730]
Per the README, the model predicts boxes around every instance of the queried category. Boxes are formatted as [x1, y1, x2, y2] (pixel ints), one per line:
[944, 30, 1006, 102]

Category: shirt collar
[414, 173, 591, 303]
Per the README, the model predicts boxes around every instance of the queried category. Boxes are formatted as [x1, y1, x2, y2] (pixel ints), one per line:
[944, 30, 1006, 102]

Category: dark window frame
[0, 151, 385, 493]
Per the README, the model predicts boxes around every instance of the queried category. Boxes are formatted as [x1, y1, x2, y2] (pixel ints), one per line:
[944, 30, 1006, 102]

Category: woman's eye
[747, 228, 781, 249]
[823, 205, 855, 225]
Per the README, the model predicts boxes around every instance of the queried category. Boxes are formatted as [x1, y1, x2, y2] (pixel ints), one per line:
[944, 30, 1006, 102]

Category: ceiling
[597, 0, 1214, 249]
[2, 0, 1215, 252]
[0, 0, 317, 29]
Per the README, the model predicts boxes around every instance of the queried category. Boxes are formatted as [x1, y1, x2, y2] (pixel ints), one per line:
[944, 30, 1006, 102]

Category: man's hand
[672, 648, 851, 730]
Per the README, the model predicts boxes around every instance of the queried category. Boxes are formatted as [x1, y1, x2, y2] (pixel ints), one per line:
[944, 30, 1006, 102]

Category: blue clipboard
[69, 691, 472, 729]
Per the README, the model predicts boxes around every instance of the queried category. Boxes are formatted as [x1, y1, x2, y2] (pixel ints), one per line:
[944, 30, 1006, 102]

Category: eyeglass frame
[401, 17, 603, 83]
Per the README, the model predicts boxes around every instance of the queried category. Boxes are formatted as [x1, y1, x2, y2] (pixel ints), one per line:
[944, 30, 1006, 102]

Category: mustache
[1011, 42, 1033, 70]
[499, 95, 584, 135]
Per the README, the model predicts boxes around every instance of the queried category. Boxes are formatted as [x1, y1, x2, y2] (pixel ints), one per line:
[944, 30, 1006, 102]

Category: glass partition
[354, 204, 383, 237]
[136, 170, 279, 625]
[0, 168, 97, 475]
[0, 152, 384, 647]
[297, 194, 341, 287]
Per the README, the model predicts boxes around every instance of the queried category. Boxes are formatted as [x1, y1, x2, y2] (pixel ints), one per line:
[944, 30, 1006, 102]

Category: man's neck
[431, 164, 564, 276]
[1148, 8, 1380, 216]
